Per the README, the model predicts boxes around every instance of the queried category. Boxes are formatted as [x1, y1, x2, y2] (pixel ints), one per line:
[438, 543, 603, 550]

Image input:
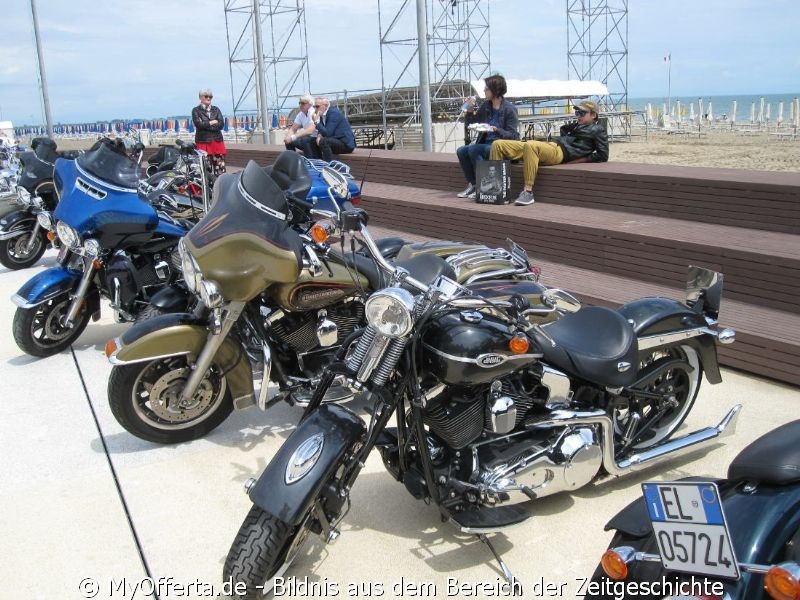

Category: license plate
[642, 481, 739, 580]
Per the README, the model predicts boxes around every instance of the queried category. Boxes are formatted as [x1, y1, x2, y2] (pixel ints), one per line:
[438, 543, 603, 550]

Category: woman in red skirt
[191, 88, 226, 177]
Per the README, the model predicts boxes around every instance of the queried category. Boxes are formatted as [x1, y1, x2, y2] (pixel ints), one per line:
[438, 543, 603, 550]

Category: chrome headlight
[56, 221, 82, 249]
[17, 187, 32, 206]
[199, 279, 222, 308]
[365, 287, 416, 338]
[83, 239, 101, 258]
[37, 211, 55, 231]
[179, 238, 201, 293]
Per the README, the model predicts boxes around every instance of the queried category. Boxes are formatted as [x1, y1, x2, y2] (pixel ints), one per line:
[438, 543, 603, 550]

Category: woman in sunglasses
[490, 100, 609, 206]
[191, 88, 227, 176]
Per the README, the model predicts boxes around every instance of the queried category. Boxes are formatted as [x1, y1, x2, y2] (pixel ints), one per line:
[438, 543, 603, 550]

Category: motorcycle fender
[148, 284, 191, 311]
[109, 314, 255, 409]
[12, 267, 81, 308]
[249, 404, 366, 526]
[618, 297, 722, 384]
[0, 210, 36, 240]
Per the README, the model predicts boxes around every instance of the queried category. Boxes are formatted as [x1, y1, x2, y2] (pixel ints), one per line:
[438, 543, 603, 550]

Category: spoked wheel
[13, 294, 90, 358]
[224, 506, 315, 600]
[107, 356, 233, 444]
[614, 344, 702, 449]
[0, 230, 47, 270]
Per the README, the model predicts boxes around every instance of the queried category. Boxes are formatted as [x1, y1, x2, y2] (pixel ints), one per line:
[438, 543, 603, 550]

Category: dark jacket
[465, 98, 520, 143]
[555, 120, 609, 163]
[315, 107, 356, 150]
[192, 105, 225, 143]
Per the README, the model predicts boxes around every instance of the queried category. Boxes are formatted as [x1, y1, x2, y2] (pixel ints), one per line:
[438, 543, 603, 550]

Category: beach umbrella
[778, 102, 784, 124]
[187, 119, 195, 133]
[731, 101, 737, 124]
[661, 103, 669, 127]
[645, 103, 652, 122]
[271, 113, 278, 129]
[758, 97, 765, 123]
[795, 98, 800, 127]
[675, 100, 682, 123]
[766, 103, 771, 122]
[707, 101, 713, 122]
[750, 103, 756, 123]
[223, 117, 229, 132]
[790, 103, 795, 126]
[689, 102, 695, 121]
[174, 119, 179, 133]
[698, 98, 704, 123]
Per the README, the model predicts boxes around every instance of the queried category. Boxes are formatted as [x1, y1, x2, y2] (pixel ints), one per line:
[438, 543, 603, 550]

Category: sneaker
[457, 183, 475, 198]
[467, 190, 476, 199]
[514, 190, 535, 206]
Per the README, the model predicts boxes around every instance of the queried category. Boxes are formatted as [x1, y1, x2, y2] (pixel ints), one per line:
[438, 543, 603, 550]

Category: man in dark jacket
[489, 100, 608, 206]
[311, 97, 356, 161]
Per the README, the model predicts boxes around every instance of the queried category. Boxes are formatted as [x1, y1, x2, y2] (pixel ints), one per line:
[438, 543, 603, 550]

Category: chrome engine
[473, 426, 603, 502]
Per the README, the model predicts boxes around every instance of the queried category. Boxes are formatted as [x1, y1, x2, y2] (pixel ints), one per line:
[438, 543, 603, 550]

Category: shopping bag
[475, 160, 510, 205]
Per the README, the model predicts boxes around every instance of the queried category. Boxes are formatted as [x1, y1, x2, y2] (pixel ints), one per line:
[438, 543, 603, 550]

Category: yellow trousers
[489, 140, 564, 189]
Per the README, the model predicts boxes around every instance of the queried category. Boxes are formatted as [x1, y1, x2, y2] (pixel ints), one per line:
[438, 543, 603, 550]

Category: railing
[353, 127, 395, 150]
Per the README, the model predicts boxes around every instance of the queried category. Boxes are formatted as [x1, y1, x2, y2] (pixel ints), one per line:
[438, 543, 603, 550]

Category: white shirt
[293, 108, 317, 137]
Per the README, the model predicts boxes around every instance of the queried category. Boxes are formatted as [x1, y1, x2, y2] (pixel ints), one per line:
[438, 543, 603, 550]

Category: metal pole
[416, 0, 432, 152]
[253, 0, 270, 144]
[30, 0, 53, 138]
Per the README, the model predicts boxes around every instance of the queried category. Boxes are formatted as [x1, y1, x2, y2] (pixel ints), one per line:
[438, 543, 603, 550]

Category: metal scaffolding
[377, 0, 491, 126]
[223, 0, 310, 136]
[566, 0, 628, 113]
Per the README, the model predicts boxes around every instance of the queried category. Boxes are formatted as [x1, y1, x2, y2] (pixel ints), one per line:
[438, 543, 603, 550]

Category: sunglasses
[202, 95, 213, 99]
[574, 109, 588, 116]
[299, 101, 309, 105]
[313, 105, 321, 109]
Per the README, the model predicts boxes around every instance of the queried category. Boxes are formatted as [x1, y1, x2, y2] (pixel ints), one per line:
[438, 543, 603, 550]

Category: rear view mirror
[686, 266, 723, 320]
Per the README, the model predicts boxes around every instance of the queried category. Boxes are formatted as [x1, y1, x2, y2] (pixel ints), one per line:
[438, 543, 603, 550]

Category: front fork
[64, 257, 96, 327]
[24, 221, 42, 253]
[178, 301, 245, 404]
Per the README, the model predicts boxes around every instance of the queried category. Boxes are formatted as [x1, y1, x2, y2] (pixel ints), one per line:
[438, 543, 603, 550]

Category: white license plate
[643, 481, 739, 580]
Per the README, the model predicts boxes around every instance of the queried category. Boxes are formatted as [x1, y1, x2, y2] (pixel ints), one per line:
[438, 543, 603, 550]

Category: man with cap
[489, 100, 608, 206]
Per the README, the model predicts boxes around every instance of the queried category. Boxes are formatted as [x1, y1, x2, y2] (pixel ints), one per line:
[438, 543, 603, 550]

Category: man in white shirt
[284, 94, 318, 157]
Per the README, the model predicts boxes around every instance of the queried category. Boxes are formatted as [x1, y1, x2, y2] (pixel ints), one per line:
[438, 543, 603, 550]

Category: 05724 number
[657, 530, 733, 569]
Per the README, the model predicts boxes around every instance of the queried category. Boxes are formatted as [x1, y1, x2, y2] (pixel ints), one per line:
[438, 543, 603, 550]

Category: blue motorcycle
[11, 138, 191, 358]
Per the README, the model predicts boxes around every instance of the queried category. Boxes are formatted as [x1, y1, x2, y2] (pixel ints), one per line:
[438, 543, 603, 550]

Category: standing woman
[191, 88, 226, 177]
[455, 74, 519, 198]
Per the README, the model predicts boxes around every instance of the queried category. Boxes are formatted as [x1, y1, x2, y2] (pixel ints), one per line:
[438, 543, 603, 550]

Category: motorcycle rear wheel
[13, 295, 90, 357]
[108, 357, 233, 444]
[615, 344, 702, 449]
[224, 506, 313, 600]
[0, 231, 47, 270]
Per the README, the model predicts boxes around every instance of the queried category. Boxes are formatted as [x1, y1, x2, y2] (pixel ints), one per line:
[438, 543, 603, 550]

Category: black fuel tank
[421, 310, 542, 386]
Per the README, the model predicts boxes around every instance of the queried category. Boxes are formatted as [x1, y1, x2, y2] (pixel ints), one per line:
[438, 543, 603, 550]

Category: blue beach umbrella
[187, 119, 195, 133]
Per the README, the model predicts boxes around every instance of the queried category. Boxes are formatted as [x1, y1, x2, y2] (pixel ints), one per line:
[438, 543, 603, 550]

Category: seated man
[311, 97, 356, 161]
[490, 100, 609, 206]
[284, 94, 317, 156]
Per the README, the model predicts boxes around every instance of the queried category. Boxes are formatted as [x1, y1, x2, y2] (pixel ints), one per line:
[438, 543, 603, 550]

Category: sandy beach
[19, 128, 800, 172]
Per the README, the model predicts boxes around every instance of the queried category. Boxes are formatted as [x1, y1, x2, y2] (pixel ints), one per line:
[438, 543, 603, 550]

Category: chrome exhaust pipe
[529, 404, 742, 478]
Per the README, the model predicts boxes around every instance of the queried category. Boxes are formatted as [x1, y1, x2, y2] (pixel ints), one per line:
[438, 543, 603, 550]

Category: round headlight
[179, 238, 200, 293]
[199, 279, 223, 308]
[365, 287, 416, 338]
[17, 187, 31, 206]
[83, 239, 101, 258]
[37, 211, 54, 231]
[56, 221, 82, 249]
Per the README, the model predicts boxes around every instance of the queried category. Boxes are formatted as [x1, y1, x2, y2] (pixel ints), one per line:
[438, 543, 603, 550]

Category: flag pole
[667, 53, 672, 115]
[30, 0, 54, 139]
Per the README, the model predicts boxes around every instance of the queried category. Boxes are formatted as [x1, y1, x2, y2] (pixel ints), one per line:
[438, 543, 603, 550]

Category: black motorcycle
[587, 418, 800, 600]
[0, 137, 82, 269]
[223, 206, 737, 598]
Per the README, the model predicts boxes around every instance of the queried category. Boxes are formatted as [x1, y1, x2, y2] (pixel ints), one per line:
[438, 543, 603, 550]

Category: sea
[627, 92, 800, 119]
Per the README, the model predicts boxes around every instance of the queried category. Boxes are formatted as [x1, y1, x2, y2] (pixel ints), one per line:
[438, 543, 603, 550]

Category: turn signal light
[310, 223, 329, 244]
[765, 563, 800, 600]
[104, 338, 118, 358]
[508, 334, 529, 354]
[47, 231, 56, 242]
[600, 548, 630, 581]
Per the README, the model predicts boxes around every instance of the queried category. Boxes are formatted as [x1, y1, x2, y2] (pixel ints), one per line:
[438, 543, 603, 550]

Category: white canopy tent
[472, 79, 609, 101]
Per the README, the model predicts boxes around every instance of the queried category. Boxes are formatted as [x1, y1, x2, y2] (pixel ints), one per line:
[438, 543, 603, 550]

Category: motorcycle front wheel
[108, 356, 233, 444]
[615, 344, 702, 449]
[13, 295, 90, 357]
[0, 230, 47, 270]
[224, 506, 315, 600]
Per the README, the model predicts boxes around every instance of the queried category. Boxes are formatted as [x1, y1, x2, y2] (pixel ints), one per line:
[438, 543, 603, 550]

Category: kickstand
[476, 534, 516, 586]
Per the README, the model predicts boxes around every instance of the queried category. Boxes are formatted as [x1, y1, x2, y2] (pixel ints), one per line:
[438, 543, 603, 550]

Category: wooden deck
[217, 144, 800, 387]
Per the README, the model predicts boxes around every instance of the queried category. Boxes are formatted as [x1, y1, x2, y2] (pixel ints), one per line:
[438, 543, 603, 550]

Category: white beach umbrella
[790, 102, 795, 126]
[675, 100, 682, 123]
[707, 101, 713, 122]
[646, 103, 653, 122]
[758, 97, 765, 123]
[698, 98, 704, 122]
[750, 102, 756, 123]
[778, 102, 784, 124]
[766, 103, 771, 122]
[661, 103, 669, 127]
[731, 100, 737, 123]
[795, 98, 800, 126]
[689, 102, 696, 121]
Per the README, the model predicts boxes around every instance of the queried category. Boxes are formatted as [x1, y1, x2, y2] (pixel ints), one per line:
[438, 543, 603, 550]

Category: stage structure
[566, 0, 629, 128]
[377, 0, 491, 127]
[223, 0, 311, 139]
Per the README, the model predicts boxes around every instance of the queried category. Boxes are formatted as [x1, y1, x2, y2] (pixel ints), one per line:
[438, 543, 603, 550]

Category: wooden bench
[187, 144, 800, 386]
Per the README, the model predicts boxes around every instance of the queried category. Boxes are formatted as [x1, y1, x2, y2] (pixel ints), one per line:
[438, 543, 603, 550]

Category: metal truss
[567, 0, 629, 135]
[223, 0, 310, 136]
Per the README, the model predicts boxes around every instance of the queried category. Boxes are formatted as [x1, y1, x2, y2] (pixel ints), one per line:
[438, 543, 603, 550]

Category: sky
[2, 0, 799, 125]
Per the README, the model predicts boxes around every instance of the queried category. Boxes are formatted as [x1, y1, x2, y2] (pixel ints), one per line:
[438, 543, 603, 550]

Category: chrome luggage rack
[446, 246, 539, 284]
[303, 157, 355, 181]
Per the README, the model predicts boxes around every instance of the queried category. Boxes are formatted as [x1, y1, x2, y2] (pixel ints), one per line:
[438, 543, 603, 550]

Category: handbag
[475, 160, 510, 205]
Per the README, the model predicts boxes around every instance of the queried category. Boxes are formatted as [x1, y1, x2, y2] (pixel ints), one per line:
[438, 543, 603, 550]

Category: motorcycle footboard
[248, 404, 365, 526]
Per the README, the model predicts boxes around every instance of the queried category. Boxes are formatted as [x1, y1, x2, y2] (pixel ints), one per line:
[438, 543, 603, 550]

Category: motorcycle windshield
[187, 160, 302, 301]
[76, 142, 139, 190]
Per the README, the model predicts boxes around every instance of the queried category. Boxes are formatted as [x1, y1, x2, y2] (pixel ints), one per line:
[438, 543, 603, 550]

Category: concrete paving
[1, 250, 799, 600]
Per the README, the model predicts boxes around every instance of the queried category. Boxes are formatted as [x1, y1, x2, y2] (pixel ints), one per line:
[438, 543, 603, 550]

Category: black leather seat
[728, 420, 800, 485]
[263, 150, 311, 202]
[535, 305, 638, 388]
